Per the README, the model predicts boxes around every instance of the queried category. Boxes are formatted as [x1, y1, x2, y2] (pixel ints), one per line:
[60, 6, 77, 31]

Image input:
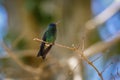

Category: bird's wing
[37, 32, 46, 57]
[40, 31, 47, 53]
[42, 45, 52, 59]
[41, 31, 53, 59]
[42, 31, 47, 41]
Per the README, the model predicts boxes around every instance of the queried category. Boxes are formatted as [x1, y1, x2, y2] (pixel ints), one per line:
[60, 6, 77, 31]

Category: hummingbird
[37, 23, 57, 59]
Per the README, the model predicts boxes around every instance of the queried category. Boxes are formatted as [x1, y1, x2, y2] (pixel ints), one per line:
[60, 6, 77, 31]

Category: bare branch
[91, 54, 103, 63]
[85, 1, 120, 30]
[84, 31, 120, 57]
[33, 38, 76, 51]
[101, 62, 113, 74]
[76, 50, 104, 80]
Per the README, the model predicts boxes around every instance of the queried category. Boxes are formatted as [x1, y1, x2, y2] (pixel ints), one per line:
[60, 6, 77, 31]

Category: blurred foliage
[0, 58, 11, 67]
[25, 0, 54, 26]
[87, 29, 101, 46]
[0, 0, 3, 4]
[16, 39, 27, 50]
[4, 32, 18, 44]
[21, 56, 42, 67]
[105, 42, 120, 58]
[3, 32, 27, 50]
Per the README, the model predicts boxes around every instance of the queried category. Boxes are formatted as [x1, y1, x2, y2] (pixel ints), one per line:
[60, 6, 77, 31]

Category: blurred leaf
[25, 0, 54, 26]
[16, 39, 27, 50]
[87, 29, 101, 46]
[3, 32, 27, 50]
[108, 42, 120, 57]
[4, 32, 19, 44]
[21, 56, 43, 67]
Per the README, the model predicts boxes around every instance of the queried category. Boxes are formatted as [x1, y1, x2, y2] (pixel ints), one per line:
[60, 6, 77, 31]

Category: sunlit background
[0, 0, 120, 80]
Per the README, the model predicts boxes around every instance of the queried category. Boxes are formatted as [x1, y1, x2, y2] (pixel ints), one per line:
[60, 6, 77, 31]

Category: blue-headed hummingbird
[37, 22, 60, 59]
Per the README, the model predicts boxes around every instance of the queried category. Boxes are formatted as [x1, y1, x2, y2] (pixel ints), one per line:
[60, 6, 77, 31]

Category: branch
[77, 50, 104, 80]
[33, 38, 76, 51]
[84, 31, 120, 57]
[33, 38, 104, 80]
[101, 62, 113, 74]
[91, 54, 103, 63]
[85, 1, 120, 30]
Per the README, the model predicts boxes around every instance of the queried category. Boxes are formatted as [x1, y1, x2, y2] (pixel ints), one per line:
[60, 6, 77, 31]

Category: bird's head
[48, 23, 56, 30]
[49, 23, 56, 28]
[48, 21, 60, 29]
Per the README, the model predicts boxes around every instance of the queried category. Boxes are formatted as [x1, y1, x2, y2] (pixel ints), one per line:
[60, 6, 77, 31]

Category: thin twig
[66, 62, 81, 80]
[78, 51, 104, 80]
[33, 38, 76, 51]
[101, 62, 113, 74]
[111, 73, 115, 80]
[91, 54, 103, 63]
[117, 67, 120, 76]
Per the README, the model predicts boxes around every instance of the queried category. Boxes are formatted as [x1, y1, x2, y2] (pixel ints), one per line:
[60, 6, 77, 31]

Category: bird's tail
[37, 50, 45, 59]
[37, 50, 42, 57]
[37, 44, 52, 59]
[37, 42, 45, 58]
[37, 50, 46, 59]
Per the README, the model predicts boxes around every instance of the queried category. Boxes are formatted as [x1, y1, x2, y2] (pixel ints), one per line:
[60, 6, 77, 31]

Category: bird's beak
[55, 20, 61, 25]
